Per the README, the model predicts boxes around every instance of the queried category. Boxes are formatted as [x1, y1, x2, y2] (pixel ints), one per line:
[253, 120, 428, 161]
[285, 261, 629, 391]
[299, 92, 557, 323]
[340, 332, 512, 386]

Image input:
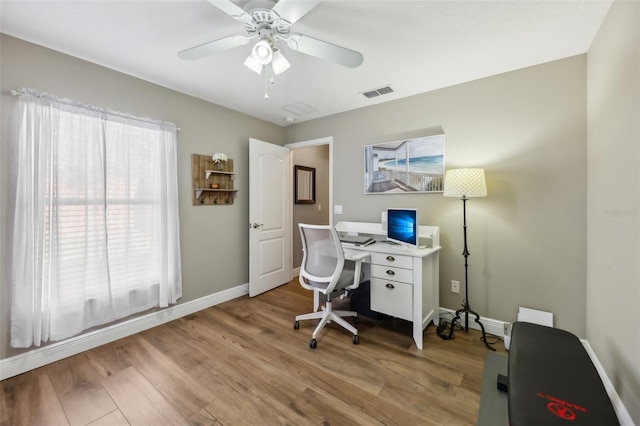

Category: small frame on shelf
[192, 153, 238, 205]
[294, 165, 316, 204]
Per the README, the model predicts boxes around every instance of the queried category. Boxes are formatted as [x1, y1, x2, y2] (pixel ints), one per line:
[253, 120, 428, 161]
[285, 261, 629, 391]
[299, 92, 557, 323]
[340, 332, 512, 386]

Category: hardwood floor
[1, 280, 506, 426]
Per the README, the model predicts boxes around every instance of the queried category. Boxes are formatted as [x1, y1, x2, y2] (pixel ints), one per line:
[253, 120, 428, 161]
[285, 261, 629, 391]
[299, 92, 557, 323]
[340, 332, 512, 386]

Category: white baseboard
[0, 283, 249, 381]
[439, 307, 506, 338]
[581, 340, 634, 425]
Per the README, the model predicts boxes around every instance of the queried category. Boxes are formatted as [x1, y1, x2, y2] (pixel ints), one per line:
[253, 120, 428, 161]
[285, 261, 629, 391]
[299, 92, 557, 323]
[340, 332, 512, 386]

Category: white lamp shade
[251, 39, 273, 65]
[244, 54, 263, 74]
[443, 168, 487, 197]
[271, 49, 290, 75]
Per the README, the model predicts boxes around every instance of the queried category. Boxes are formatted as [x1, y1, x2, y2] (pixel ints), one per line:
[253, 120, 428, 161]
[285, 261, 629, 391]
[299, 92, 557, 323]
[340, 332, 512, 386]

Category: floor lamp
[443, 168, 495, 350]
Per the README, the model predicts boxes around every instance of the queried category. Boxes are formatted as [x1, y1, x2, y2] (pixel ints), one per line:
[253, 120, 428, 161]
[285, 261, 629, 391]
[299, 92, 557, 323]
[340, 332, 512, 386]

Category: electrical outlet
[504, 322, 511, 336]
[451, 280, 460, 293]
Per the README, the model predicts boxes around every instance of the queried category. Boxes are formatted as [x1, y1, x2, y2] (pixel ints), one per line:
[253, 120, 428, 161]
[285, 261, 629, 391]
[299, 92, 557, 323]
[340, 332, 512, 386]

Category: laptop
[339, 235, 375, 246]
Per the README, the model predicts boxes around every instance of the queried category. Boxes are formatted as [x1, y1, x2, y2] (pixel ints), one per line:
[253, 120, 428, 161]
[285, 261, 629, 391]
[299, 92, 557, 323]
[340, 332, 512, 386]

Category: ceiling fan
[178, 0, 364, 78]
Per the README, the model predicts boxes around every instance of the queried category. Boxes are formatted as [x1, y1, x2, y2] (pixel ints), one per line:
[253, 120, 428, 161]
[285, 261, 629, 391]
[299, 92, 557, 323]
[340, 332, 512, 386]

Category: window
[10, 89, 182, 348]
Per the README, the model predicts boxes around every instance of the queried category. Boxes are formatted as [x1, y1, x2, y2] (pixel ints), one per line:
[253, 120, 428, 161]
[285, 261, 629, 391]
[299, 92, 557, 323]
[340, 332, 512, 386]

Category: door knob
[251, 223, 264, 229]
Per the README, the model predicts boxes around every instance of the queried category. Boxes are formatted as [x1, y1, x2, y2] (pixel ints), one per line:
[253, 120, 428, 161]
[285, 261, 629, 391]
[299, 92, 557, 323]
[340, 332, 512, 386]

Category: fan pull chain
[264, 64, 277, 100]
[264, 66, 269, 100]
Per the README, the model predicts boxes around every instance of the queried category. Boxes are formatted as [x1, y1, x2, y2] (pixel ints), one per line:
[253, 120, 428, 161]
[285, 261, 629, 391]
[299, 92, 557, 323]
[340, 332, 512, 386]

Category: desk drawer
[370, 252, 413, 269]
[370, 278, 412, 321]
[371, 264, 413, 284]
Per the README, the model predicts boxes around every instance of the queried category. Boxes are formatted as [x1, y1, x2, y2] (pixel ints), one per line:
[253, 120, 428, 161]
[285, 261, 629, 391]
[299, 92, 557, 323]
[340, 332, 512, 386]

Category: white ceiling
[0, 0, 612, 126]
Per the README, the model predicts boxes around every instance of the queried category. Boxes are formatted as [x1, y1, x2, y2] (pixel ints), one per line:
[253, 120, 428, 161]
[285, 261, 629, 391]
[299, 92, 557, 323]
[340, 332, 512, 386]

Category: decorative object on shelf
[212, 152, 228, 170]
[294, 165, 316, 204]
[442, 168, 494, 350]
[192, 153, 238, 205]
[364, 134, 445, 194]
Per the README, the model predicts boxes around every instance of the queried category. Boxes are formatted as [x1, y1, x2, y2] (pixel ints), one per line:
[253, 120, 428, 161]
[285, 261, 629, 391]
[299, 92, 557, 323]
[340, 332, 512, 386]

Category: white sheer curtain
[10, 89, 182, 348]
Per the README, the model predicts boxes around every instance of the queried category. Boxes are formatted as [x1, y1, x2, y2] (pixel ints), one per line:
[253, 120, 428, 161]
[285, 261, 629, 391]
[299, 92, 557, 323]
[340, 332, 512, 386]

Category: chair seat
[303, 268, 356, 294]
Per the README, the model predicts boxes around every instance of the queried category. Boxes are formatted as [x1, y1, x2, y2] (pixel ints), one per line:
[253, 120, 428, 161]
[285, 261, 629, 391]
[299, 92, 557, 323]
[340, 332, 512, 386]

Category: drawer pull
[386, 255, 395, 262]
[385, 283, 395, 289]
[386, 269, 395, 276]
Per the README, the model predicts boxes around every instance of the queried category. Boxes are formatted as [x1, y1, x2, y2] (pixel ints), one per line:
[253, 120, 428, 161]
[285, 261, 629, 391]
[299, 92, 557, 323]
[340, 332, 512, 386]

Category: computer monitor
[386, 208, 418, 248]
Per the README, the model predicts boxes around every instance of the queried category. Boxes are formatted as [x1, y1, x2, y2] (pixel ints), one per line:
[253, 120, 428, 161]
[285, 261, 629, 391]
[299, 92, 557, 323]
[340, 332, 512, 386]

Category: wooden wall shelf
[192, 154, 238, 205]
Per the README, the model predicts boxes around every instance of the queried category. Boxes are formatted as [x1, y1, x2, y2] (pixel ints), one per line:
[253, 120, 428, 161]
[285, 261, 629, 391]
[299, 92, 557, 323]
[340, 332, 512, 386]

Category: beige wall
[292, 145, 330, 267]
[0, 34, 284, 359]
[587, 0, 640, 423]
[286, 55, 589, 337]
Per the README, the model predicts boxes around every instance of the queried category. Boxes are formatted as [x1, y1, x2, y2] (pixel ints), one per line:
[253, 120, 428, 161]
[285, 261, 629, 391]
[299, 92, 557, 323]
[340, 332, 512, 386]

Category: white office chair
[294, 223, 369, 348]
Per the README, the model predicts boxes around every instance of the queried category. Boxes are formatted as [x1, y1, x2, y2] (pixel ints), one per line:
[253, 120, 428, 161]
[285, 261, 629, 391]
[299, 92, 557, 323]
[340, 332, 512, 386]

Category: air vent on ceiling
[282, 101, 317, 116]
[362, 86, 394, 99]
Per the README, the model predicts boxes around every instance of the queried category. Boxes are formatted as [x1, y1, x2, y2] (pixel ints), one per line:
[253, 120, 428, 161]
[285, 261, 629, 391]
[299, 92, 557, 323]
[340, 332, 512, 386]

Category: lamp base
[444, 304, 496, 351]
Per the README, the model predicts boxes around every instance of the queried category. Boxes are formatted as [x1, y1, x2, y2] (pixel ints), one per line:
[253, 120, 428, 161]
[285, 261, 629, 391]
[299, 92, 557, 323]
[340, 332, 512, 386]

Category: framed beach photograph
[364, 134, 445, 194]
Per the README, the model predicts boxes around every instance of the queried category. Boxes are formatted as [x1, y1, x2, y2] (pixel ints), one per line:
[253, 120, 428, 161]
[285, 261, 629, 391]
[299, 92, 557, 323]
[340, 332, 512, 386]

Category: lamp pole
[462, 195, 470, 331]
[447, 195, 495, 350]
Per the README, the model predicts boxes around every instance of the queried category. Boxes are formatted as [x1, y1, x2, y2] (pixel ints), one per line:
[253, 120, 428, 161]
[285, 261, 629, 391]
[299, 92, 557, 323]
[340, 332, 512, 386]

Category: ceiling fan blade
[283, 33, 364, 68]
[178, 35, 253, 60]
[271, 0, 320, 25]
[206, 0, 252, 23]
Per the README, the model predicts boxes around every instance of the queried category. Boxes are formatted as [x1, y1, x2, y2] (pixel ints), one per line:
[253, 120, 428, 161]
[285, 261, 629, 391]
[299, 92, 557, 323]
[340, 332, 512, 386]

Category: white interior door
[249, 138, 291, 297]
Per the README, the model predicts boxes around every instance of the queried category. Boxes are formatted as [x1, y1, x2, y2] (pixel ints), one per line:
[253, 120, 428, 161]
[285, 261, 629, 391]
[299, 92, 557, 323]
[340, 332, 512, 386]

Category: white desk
[336, 221, 441, 350]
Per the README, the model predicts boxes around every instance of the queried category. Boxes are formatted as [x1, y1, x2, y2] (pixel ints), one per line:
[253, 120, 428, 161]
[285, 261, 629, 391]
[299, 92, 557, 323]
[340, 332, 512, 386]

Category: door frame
[285, 136, 333, 278]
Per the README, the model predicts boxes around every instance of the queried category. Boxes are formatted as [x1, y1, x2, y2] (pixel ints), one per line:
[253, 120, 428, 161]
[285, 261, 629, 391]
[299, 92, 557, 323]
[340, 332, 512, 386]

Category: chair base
[295, 300, 358, 345]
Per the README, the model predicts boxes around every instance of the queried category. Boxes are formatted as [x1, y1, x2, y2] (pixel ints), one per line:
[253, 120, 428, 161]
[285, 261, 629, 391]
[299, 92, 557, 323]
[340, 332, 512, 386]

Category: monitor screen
[386, 208, 418, 248]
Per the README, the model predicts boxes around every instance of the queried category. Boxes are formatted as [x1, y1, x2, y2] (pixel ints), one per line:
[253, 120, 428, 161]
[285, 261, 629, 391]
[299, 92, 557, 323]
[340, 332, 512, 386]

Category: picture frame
[364, 134, 445, 194]
[294, 165, 316, 204]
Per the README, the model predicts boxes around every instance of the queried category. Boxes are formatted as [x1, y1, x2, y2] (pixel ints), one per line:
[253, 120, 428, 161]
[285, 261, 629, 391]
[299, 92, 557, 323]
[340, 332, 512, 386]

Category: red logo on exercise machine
[537, 392, 585, 421]
[547, 402, 576, 420]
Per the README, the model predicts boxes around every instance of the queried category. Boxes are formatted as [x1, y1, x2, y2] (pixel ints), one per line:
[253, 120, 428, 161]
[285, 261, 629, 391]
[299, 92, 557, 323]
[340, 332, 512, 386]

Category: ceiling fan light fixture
[244, 54, 263, 74]
[271, 49, 290, 75]
[251, 39, 273, 65]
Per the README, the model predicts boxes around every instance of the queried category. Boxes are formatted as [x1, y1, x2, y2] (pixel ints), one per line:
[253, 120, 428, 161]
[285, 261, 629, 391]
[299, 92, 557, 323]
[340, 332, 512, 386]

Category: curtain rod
[10, 88, 181, 132]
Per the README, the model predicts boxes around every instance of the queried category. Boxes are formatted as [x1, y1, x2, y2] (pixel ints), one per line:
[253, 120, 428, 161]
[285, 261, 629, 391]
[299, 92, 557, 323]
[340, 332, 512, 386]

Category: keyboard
[339, 235, 375, 246]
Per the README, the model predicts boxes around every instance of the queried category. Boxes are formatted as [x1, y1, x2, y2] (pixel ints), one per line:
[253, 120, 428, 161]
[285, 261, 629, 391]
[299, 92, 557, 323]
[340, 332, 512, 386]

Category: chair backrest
[298, 224, 345, 294]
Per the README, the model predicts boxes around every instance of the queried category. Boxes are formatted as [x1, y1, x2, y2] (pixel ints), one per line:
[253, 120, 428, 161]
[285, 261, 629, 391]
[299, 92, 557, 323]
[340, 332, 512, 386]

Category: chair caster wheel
[353, 335, 359, 344]
[294, 321, 300, 330]
[310, 339, 317, 349]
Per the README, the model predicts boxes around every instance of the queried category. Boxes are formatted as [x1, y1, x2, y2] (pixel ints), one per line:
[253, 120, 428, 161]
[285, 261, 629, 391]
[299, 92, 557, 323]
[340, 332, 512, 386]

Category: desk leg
[412, 253, 440, 350]
[413, 257, 424, 350]
[413, 328, 424, 350]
